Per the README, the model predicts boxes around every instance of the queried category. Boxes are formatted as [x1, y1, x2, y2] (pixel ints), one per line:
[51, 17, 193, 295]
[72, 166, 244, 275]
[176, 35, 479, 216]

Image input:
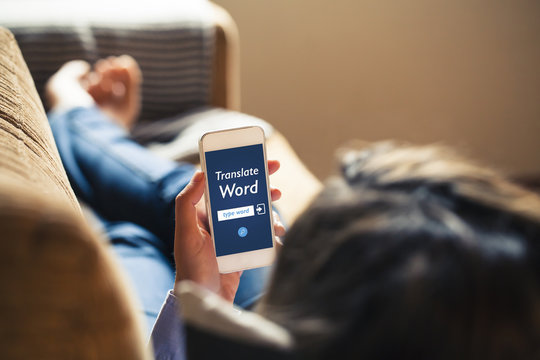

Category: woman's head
[260, 142, 540, 359]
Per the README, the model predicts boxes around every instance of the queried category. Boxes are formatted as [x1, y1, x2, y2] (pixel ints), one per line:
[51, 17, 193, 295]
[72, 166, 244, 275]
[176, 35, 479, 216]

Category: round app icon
[238, 226, 248, 237]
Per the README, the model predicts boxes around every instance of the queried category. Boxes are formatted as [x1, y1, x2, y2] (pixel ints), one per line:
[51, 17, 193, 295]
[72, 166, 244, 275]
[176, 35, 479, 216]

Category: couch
[0, 25, 151, 359]
[0, 4, 320, 358]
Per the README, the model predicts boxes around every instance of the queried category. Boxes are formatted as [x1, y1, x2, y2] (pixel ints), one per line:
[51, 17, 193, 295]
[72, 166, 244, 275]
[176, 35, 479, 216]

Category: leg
[49, 106, 194, 253]
[234, 266, 272, 308]
[47, 59, 194, 252]
[105, 221, 175, 336]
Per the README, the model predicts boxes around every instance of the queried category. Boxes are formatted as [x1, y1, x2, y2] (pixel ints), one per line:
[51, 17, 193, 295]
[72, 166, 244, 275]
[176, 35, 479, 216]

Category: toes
[94, 55, 141, 90]
[95, 57, 116, 74]
[94, 58, 109, 74]
[86, 55, 142, 128]
[85, 72, 101, 90]
[118, 55, 142, 84]
[86, 73, 107, 102]
[109, 55, 142, 88]
[110, 66, 130, 84]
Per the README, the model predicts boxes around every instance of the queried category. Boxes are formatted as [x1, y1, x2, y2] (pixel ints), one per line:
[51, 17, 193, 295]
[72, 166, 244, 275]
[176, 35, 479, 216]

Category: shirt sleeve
[150, 290, 186, 360]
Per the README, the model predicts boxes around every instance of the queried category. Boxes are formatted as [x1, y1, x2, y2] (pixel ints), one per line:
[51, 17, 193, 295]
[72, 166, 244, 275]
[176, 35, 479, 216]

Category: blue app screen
[205, 144, 273, 257]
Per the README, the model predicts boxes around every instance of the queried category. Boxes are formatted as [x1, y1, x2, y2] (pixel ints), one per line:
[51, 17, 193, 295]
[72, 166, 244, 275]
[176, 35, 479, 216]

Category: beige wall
[214, 0, 540, 180]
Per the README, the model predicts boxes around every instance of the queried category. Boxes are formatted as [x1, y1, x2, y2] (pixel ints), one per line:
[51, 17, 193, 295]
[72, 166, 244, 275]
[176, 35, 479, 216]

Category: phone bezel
[199, 126, 276, 273]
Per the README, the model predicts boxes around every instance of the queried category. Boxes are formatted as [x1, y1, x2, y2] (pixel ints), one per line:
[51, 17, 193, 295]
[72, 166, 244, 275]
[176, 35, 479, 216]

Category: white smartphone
[199, 126, 276, 273]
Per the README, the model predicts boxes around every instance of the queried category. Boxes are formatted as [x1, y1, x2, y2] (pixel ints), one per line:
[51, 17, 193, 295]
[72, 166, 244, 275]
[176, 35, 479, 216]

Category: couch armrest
[210, 2, 241, 111]
[0, 26, 79, 212]
[0, 176, 151, 360]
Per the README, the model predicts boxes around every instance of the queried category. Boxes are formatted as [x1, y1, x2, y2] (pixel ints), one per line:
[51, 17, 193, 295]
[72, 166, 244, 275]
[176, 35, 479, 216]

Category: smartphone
[199, 126, 276, 273]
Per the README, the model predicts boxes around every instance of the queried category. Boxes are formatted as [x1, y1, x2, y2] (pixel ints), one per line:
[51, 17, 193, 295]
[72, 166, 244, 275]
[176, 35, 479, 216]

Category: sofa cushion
[0, 26, 79, 212]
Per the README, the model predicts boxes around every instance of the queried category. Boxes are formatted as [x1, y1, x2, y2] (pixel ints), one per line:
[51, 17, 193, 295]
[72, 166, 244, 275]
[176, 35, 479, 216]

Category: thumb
[175, 171, 206, 232]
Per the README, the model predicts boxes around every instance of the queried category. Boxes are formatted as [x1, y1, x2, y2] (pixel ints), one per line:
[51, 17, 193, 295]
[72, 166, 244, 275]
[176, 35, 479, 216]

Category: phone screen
[205, 143, 273, 257]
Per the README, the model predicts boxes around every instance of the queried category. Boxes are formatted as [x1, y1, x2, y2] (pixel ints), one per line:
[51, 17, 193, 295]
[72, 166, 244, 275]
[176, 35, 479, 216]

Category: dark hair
[259, 142, 540, 360]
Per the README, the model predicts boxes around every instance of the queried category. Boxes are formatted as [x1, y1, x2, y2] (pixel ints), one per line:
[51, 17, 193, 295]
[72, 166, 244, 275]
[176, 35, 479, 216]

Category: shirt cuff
[150, 290, 186, 360]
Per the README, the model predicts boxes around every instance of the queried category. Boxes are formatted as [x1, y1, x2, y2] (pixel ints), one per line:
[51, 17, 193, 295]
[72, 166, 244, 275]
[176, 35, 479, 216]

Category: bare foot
[45, 60, 94, 112]
[86, 55, 142, 130]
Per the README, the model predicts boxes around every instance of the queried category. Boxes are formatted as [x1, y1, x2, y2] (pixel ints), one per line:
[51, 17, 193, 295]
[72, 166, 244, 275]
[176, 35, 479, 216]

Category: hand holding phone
[174, 158, 283, 302]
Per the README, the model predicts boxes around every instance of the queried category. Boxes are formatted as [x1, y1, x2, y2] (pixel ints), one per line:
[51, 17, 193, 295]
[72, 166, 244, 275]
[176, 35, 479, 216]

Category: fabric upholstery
[0, 0, 215, 122]
[0, 176, 151, 359]
[0, 26, 151, 359]
[0, 27, 79, 211]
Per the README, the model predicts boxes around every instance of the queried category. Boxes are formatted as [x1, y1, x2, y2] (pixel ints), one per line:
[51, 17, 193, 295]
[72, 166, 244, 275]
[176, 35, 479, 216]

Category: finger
[175, 171, 206, 231]
[272, 210, 286, 236]
[274, 222, 286, 237]
[268, 160, 280, 175]
[195, 196, 209, 229]
[219, 271, 244, 302]
[273, 221, 286, 238]
[270, 187, 281, 201]
[178, 171, 205, 206]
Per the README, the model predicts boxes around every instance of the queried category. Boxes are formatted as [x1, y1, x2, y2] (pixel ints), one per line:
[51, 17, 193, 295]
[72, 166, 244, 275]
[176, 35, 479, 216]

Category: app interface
[205, 144, 273, 257]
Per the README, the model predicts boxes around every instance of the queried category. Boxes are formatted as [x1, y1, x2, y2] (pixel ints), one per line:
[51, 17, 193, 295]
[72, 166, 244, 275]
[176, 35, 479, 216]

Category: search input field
[217, 205, 254, 222]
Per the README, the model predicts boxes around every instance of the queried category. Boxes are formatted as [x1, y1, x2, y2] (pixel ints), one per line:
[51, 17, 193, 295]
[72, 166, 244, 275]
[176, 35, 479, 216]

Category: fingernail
[193, 171, 204, 182]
